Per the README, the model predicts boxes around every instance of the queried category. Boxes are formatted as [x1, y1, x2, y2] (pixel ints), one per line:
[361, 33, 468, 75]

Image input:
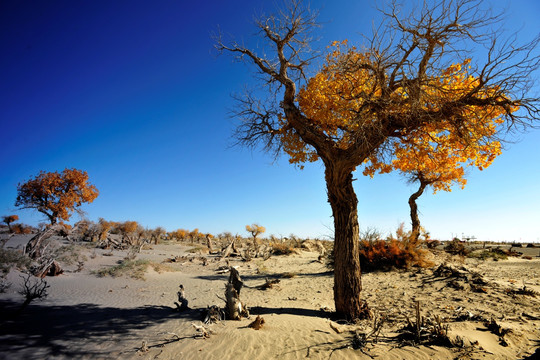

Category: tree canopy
[217, 0, 539, 320]
[15, 168, 99, 225]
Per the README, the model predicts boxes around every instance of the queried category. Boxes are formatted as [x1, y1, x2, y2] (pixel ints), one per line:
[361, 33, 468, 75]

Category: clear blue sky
[1, 0, 539, 242]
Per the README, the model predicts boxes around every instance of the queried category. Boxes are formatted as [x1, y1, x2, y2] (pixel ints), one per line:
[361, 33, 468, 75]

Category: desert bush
[270, 242, 295, 255]
[2, 215, 19, 232]
[359, 239, 432, 272]
[0, 248, 32, 274]
[11, 223, 33, 234]
[97, 218, 116, 241]
[124, 245, 140, 260]
[468, 248, 508, 261]
[359, 225, 433, 272]
[116, 221, 140, 245]
[53, 244, 88, 265]
[150, 226, 166, 244]
[17, 272, 50, 314]
[444, 238, 469, 256]
[170, 229, 188, 241]
[426, 239, 441, 249]
[73, 220, 100, 241]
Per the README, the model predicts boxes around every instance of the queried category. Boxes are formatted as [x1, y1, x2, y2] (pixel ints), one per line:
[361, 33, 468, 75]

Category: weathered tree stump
[224, 267, 248, 320]
[225, 283, 243, 320]
[175, 284, 189, 311]
[228, 267, 243, 295]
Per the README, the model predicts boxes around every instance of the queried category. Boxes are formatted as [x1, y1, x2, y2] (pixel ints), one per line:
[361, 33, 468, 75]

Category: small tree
[150, 227, 166, 244]
[363, 75, 505, 242]
[188, 228, 201, 243]
[15, 169, 99, 225]
[246, 224, 266, 246]
[2, 215, 19, 232]
[117, 221, 139, 245]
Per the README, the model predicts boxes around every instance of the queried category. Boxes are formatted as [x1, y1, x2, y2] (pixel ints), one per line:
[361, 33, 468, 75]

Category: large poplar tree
[216, 0, 539, 319]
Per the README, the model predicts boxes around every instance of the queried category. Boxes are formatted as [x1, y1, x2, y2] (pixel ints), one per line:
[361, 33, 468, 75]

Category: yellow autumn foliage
[289, 42, 516, 190]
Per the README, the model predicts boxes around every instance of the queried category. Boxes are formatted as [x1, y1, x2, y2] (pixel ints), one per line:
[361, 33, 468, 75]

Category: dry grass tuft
[93, 259, 176, 280]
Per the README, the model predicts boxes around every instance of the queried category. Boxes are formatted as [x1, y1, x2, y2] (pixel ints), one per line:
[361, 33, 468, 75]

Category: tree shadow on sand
[250, 306, 331, 319]
[0, 300, 201, 359]
[195, 270, 333, 283]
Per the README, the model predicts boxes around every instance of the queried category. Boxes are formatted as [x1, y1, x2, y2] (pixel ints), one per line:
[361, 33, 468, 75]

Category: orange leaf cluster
[15, 169, 99, 224]
[293, 42, 516, 190]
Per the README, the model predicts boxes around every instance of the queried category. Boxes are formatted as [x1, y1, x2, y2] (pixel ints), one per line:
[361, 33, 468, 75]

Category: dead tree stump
[224, 267, 248, 320]
[228, 267, 243, 295]
[175, 284, 189, 311]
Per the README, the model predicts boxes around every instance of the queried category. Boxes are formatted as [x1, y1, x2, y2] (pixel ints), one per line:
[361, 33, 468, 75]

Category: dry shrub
[359, 225, 433, 272]
[11, 224, 33, 234]
[0, 248, 32, 274]
[426, 239, 441, 249]
[270, 242, 294, 255]
[468, 248, 507, 261]
[444, 239, 469, 256]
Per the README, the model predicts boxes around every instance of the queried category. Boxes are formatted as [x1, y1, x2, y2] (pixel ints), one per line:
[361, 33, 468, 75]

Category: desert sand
[1, 234, 539, 360]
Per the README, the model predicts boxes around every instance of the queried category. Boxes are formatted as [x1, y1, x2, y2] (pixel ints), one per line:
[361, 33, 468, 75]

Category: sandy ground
[0, 236, 539, 360]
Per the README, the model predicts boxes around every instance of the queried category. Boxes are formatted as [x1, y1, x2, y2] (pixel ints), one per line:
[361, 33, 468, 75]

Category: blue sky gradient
[1, 0, 539, 241]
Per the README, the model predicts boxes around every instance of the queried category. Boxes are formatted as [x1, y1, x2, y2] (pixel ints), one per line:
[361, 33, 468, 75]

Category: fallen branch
[258, 278, 280, 290]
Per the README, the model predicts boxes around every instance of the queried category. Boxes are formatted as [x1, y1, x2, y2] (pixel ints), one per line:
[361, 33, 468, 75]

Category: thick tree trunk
[325, 163, 368, 320]
[408, 179, 428, 243]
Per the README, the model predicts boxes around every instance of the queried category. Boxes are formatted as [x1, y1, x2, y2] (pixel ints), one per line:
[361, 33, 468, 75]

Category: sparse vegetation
[444, 239, 469, 256]
[17, 272, 50, 315]
[93, 259, 176, 280]
[0, 248, 32, 274]
[468, 248, 508, 261]
[11, 223, 33, 234]
[2, 215, 19, 232]
[270, 242, 295, 255]
[358, 225, 433, 272]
